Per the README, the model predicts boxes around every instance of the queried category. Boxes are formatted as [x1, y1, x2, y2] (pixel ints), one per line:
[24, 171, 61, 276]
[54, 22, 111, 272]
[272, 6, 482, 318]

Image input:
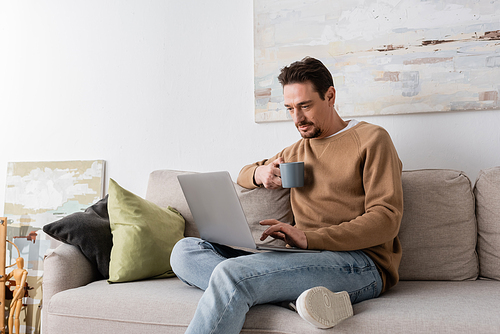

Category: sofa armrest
[43, 242, 101, 300]
[42, 243, 102, 331]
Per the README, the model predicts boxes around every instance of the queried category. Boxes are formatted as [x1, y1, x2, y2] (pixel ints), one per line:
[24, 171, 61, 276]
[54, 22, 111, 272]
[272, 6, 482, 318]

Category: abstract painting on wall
[254, 0, 500, 122]
[3, 160, 105, 334]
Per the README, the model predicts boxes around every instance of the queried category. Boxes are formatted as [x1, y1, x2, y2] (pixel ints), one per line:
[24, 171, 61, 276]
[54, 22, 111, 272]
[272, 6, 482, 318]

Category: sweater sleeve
[237, 153, 282, 189]
[304, 128, 403, 251]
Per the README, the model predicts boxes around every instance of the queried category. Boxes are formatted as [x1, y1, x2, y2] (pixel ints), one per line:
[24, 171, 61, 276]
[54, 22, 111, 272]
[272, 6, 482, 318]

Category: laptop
[177, 171, 319, 253]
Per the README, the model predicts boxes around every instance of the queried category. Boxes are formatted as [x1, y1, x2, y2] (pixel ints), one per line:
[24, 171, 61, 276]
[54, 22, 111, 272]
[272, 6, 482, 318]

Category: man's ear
[326, 86, 336, 106]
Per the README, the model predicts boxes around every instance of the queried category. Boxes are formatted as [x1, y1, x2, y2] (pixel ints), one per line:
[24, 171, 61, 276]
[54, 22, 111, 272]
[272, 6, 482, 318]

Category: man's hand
[254, 157, 284, 189]
[259, 219, 308, 249]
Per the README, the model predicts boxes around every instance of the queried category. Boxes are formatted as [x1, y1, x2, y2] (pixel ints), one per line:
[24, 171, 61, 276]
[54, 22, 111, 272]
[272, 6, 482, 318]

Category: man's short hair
[278, 57, 334, 100]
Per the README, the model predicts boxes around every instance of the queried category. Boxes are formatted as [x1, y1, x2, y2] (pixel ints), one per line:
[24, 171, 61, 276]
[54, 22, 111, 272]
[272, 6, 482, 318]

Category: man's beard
[297, 122, 322, 138]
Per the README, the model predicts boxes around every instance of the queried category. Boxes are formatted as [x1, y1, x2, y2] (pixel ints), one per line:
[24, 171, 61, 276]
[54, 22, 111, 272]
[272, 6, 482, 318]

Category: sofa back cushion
[145, 169, 293, 248]
[146, 168, 480, 281]
[474, 166, 500, 280]
[398, 169, 478, 281]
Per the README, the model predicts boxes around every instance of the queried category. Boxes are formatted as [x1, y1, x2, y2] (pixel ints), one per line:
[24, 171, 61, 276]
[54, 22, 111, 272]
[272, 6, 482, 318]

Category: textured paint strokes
[254, 0, 500, 122]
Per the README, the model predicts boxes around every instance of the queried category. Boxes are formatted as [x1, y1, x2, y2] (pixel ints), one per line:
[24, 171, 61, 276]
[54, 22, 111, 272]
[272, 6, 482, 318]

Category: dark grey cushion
[43, 196, 112, 279]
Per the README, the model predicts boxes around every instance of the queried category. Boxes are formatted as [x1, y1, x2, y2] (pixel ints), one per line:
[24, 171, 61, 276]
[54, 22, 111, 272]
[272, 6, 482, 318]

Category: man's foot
[296, 286, 353, 329]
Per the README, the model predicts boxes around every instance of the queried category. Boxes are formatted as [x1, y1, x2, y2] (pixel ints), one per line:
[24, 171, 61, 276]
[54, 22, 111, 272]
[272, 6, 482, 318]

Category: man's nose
[293, 109, 305, 122]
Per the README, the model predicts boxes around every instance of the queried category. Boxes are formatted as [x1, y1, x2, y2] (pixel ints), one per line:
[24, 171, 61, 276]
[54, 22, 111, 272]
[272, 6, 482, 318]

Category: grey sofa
[42, 167, 500, 333]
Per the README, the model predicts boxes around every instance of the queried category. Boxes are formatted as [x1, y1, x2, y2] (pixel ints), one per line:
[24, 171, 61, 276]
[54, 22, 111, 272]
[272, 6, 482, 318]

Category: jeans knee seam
[210, 286, 239, 334]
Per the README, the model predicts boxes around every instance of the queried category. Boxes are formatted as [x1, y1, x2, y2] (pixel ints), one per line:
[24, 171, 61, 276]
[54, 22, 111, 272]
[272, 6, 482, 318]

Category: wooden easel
[0, 217, 7, 334]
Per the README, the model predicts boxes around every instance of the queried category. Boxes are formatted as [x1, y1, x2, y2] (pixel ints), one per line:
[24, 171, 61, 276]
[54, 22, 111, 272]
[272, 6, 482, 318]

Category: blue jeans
[170, 237, 383, 334]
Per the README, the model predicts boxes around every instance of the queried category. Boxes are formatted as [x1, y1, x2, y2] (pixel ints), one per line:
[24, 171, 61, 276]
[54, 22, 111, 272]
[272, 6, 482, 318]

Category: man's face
[283, 81, 335, 139]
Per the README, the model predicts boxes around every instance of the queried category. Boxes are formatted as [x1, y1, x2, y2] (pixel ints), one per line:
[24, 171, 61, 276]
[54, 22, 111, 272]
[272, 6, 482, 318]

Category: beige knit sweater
[237, 121, 403, 292]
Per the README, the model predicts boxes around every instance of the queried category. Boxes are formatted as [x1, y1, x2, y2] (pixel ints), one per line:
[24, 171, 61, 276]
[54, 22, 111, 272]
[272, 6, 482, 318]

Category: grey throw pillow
[43, 195, 112, 279]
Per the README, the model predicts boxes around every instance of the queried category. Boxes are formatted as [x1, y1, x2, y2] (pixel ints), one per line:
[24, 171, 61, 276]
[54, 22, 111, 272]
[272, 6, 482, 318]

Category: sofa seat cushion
[355, 280, 500, 333]
[46, 279, 199, 333]
[47, 278, 500, 334]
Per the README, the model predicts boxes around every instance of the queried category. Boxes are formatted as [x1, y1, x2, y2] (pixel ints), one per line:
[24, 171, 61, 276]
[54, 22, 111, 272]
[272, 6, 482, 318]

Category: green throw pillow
[107, 178, 185, 283]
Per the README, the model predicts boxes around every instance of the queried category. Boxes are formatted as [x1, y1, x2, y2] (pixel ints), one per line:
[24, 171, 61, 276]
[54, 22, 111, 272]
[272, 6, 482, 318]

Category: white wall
[1, 0, 499, 215]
